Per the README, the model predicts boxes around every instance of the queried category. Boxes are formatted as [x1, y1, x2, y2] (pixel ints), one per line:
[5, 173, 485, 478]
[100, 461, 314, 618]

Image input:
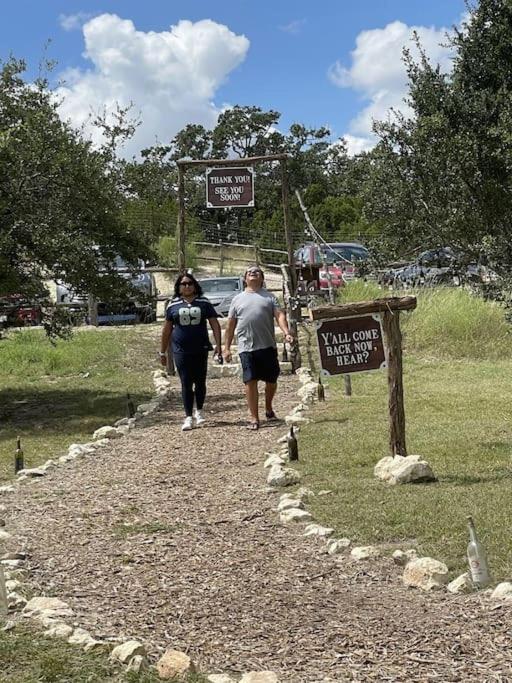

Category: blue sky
[1, 1, 467, 156]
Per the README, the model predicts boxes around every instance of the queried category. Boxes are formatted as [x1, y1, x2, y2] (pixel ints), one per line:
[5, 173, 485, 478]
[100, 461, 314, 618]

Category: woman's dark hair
[173, 272, 203, 299]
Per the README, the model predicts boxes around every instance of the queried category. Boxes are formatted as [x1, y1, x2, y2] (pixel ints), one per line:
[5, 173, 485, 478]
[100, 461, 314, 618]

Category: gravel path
[5, 374, 512, 682]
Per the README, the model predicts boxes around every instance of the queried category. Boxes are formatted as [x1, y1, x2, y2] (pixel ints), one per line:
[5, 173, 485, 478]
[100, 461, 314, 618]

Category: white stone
[114, 417, 129, 427]
[156, 648, 195, 679]
[7, 591, 27, 608]
[1, 560, 23, 569]
[0, 486, 15, 494]
[351, 546, 380, 561]
[374, 454, 436, 485]
[207, 676, 237, 683]
[126, 655, 148, 673]
[326, 538, 351, 554]
[277, 498, 304, 512]
[92, 426, 123, 440]
[23, 596, 74, 619]
[68, 627, 101, 650]
[41, 460, 57, 470]
[153, 369, 168, 380]
[284, 415, 309, 426]
[267, 465, 301, 487]
[17, 468, 46, 477]
[0, 530, 12, 542]
[447, 573, 474, 594]
[295, 486, 314, 501]
[303, 524, 334, 538]
[5, 580, 21, 592]
[44, 622, 74, 638]
[279, 508, 313, 524]
[491, 582, 512, 601]
[240, 672, 279, 683]
[392, 549, 418, 566]
[402, 557, 449, 591]
[264, 454, 287, 469]
[110, 640, 147, 664]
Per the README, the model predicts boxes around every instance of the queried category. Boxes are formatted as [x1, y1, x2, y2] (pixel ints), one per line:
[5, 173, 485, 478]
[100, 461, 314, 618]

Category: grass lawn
[297, 353, 512, 581]
[0, 325, 160, 483]
[0, 625, 207, 683]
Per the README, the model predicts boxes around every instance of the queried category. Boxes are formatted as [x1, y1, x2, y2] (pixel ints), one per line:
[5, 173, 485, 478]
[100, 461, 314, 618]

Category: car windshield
[200, 278, 241, 293]
[321, 245, 368, 263]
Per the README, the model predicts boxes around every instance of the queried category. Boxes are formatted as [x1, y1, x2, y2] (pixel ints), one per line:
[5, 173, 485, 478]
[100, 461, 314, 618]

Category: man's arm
[208, 317, 222, 354]
[159, 319, 173, 366]
[223, 317, 237, 362]
[274, 308, 294, 344]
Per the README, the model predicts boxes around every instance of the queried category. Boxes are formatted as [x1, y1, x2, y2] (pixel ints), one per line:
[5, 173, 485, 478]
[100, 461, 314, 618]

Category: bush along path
[2, 368, 512, 682]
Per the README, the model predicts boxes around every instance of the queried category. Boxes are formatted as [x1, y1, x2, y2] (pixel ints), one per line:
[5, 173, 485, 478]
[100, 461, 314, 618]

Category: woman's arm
[208, 317, 222, 354]
[159, 319, 173, 366]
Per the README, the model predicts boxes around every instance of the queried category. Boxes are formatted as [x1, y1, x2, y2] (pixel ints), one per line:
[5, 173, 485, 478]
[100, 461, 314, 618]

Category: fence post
[87, 294, 98, 327]
[219, 243, 225, 275]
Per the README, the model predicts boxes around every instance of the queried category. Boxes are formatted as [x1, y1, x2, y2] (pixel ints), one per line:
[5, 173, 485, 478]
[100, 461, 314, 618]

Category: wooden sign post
[310, 296, 417, 456]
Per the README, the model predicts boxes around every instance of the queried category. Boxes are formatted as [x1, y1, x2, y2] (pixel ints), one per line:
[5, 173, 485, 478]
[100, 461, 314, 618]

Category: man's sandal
[246, 421, 260, 430]
[265, 410, 277, 421]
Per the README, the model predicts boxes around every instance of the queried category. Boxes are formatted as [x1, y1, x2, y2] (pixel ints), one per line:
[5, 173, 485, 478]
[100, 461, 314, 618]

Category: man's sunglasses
[180, 281, 194, 286]
[246, 270, 262, 276]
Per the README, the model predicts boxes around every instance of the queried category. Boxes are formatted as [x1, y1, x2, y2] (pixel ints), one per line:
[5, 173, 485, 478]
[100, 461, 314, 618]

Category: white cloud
[280, 19, 306, 35]
[56, 14, 250, 156]
[59, 12, 93, 31]
[329, 20, 455, 154]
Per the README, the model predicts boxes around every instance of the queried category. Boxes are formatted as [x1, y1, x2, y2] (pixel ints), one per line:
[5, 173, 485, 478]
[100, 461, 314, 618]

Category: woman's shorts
[239, 346, 280, 384]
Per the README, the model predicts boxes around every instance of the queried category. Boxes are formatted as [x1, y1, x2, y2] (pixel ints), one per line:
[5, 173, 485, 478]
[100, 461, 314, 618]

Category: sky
[1, 1, 467, 157]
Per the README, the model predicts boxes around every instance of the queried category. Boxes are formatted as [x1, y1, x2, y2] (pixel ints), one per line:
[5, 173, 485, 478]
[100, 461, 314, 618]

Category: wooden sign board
[206, 166, 255, 208]
[315, 313, 387, 376]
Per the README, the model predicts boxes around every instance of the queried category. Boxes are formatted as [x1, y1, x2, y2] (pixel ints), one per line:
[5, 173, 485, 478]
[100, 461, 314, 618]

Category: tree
[361, 0, 512, 271]
[0, 58, 152, 329]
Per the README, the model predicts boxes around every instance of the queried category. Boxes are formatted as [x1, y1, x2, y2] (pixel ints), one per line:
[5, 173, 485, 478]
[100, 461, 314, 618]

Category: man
[223, 266, 294, 430]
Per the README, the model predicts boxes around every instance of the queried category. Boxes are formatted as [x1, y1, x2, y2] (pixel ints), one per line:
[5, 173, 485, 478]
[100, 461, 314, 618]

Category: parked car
[0, 294, 42, 329]
[56, 256, 157, 325]
[198, 275, 244, 316]
[294, 241, 370, 289]
[380, 247, 498, 290]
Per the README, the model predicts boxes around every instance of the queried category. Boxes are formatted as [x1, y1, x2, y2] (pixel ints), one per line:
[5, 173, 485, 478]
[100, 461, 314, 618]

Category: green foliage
[362, 1, 512, 271]
[402, 287, 512, 360]
[0, 58, 152, 318]
[339, 282, 512, 360]
[157, 235, 198, 269]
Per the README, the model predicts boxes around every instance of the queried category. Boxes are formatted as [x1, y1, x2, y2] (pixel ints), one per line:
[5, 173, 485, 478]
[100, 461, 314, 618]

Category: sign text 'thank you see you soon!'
[206, 167, 255, 208]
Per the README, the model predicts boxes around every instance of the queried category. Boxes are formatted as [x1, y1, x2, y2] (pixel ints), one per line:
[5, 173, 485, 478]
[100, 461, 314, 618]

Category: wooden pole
[219, 243, 225, 276]
[343, 374, 352, 397]
[281, 158, 296, 293]
[176, 164, 186, 273]
[382, 309, 407, 456]
[87, 294, 98, 327]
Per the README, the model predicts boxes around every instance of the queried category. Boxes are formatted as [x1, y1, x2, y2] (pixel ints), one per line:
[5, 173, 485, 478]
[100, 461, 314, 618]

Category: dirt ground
[4, 373, 512, 682]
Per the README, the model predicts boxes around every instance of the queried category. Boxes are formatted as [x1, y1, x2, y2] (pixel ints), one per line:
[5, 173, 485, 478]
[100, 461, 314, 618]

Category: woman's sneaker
[194, 410, 206, 426]
[182, 416, 193, 431]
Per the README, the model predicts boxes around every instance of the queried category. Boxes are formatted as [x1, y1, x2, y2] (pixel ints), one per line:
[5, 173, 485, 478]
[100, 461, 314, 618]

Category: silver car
[198, 276, 244, 316]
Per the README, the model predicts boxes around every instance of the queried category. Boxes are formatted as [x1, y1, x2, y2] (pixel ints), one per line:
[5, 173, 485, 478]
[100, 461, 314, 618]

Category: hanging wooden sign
[206, 166, 255, 208]
[315, 313, 387, 376]
[310, 296, 417, 456]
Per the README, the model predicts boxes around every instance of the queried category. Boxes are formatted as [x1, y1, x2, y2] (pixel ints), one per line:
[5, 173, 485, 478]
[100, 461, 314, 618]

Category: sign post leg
[382, 310, 407, 456]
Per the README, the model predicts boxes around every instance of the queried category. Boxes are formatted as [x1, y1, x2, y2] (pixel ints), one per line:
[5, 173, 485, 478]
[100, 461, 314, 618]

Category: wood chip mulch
[4, 374, 512, 682]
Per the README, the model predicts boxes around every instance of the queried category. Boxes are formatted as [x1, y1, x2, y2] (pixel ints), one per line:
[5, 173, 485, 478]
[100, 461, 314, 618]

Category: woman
[160, 273, 221, 431]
